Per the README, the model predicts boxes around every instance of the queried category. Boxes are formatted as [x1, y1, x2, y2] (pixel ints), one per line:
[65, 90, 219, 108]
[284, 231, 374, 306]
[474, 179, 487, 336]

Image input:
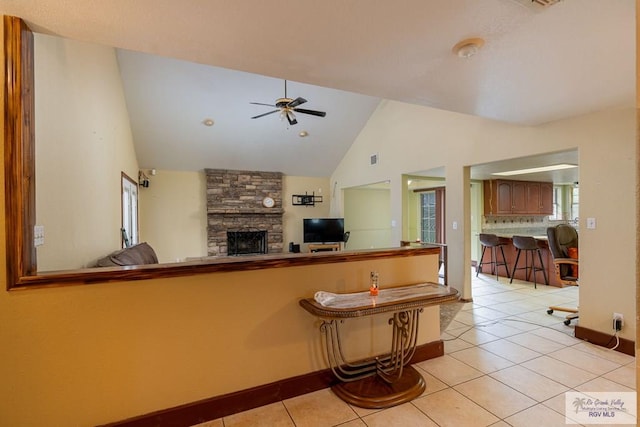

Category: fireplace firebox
[227, 231, 268, 256]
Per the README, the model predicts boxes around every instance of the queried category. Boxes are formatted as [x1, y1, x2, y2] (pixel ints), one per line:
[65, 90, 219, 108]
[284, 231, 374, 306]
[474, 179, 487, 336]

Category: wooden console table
[308, 243, 340, 252]
[299, 283, 459, 408]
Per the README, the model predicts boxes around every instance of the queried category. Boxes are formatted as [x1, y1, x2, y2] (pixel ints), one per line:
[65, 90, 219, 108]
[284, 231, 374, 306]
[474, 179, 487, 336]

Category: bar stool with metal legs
[476, 233, 510, 280]
[510, 236, 548, 288]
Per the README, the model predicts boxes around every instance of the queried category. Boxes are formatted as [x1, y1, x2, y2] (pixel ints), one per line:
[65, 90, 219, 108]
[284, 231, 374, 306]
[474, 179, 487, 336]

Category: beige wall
[0, 244, 440, 426]
[138, 169, 208, 263]
[33, 35, 330, 266]
[34, 33, 139, 271]
[139, 173, 334, 260]
[344, 186, 391, 250]
[1, 13, 637, 427]
[283, 175, 331, 252]
[333, 101, 636, 341]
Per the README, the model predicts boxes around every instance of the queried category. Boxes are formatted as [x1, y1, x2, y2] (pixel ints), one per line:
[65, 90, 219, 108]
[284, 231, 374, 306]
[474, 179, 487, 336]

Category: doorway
[417, 187, 445, 244]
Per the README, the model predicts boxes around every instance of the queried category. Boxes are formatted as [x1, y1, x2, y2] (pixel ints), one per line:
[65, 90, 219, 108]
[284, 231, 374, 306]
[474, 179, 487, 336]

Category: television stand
[308, 243, 340, 253]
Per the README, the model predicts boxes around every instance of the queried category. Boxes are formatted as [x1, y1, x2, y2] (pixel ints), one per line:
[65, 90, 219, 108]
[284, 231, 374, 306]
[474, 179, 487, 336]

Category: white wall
[332, 101, 636, 340]
[34, 34, 139, 271]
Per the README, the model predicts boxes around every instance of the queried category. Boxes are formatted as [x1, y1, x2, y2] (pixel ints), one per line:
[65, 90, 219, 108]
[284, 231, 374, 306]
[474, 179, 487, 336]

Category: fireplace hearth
[227, 231, 268, 256]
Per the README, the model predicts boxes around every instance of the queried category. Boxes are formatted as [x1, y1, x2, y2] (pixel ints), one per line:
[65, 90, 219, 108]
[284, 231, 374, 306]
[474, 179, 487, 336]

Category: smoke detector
[452, 38, 485, 59]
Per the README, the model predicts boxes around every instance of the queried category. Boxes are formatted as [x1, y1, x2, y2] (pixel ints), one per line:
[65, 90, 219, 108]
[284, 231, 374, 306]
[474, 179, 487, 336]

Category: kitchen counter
[491, 233, 548, 241]
[477, 235, 559, 286]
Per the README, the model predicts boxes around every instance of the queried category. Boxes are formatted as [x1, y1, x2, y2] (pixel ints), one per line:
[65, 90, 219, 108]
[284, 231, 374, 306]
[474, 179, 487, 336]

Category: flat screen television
[303, 218, 345, 243]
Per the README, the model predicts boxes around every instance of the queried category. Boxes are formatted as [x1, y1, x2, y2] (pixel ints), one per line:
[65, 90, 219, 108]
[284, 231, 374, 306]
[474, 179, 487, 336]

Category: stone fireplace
[206, 169, 283, 256]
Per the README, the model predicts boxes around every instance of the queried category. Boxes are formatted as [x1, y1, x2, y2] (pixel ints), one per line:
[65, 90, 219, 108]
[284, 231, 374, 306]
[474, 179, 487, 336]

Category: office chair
[546, 224, 579, 325]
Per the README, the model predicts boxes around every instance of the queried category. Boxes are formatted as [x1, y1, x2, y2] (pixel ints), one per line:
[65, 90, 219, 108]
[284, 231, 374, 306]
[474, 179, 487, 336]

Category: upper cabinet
[539, 182, 553, 214]
[484, 180, 553, 216]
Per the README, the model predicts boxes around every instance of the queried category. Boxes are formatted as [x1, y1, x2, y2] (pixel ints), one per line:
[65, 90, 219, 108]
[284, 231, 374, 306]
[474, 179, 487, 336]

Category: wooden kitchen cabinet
[495, 181, 513, 214]
[539, 182, 553, 214]
[511, 181, 528, 214]
[526, 182, 553, 215]
[484, 179, 553, 215]
[526, 182, 540, 213]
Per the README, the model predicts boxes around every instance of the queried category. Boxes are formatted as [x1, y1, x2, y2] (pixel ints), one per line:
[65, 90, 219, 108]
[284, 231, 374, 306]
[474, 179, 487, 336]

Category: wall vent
[370, 153, 379, 166]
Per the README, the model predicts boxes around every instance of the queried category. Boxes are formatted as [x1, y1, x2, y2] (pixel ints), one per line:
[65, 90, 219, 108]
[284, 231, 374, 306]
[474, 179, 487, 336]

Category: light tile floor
[195, 272, 635, 427]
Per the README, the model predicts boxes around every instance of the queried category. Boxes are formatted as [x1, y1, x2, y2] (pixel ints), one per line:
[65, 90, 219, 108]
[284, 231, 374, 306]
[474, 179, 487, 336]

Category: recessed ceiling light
[492, 164, 578, 176]
[298, 130, 308, 137]
[452, 37, 485, 58]
[202, 118, 215, 126]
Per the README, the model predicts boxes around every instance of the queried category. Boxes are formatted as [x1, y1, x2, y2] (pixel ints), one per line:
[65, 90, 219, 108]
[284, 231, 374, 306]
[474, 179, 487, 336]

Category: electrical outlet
[613, 312, 624, 331]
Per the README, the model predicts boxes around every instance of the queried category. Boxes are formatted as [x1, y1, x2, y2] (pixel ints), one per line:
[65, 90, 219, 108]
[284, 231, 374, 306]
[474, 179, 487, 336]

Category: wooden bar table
[300, 282, 459, 409]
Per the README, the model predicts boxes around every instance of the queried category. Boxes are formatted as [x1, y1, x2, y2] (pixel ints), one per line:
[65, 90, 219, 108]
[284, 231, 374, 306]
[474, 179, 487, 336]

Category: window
[416, 187, 445, 244]
[551, 185, 563, 220]
[420, 191, 437, 243]
[571, 185, 579, 221]
[121, 173, 139, 247]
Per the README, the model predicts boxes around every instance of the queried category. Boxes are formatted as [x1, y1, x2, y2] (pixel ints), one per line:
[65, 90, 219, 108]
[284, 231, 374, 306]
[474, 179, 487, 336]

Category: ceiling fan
[250, 80, 326, 125]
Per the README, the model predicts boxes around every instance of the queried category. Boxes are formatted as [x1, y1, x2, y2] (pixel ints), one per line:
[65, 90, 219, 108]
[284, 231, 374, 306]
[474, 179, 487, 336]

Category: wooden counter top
[16, 246, 442, 289]
[490, 233, 548, 241]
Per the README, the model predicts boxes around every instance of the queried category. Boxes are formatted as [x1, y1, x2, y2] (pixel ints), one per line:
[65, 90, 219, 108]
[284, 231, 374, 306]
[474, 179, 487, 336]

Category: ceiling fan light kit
[251, 80, 326, 126]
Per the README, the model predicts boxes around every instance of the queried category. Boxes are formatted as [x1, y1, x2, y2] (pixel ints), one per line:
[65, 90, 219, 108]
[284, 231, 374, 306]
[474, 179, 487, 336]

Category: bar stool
[476, 233, 510, 280]
[510, 236, 548, 288]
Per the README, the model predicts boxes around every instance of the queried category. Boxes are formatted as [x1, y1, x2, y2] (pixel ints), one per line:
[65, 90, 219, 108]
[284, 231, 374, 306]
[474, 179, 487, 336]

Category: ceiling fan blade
[293, 108, 326, 117]
[286, 110, 298, 125]
[287, 97, 307, 108]
[250, 102, 277, 107]
[251, 110, 279, 119]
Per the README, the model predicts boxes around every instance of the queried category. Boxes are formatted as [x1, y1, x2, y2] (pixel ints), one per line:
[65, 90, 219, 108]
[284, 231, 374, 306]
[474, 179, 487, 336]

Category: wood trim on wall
[574, 325, 635, 357]
[3, 15, 36, 290]
[15, 246, 441, 288]
[99, 340, 444, 427]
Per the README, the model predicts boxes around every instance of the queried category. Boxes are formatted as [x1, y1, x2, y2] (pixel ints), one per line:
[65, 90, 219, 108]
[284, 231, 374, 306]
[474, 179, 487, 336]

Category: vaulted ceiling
[3, 0, 635, 178]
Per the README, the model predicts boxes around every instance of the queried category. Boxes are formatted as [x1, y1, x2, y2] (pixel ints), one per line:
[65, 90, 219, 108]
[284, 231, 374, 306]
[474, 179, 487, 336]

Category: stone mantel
[207, 208, 285, 215]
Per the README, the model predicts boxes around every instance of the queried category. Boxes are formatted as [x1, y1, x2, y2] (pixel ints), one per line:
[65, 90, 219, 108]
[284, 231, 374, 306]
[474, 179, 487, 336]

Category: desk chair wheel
[564, 319, 572, 326]
[547, 309, 554, 315]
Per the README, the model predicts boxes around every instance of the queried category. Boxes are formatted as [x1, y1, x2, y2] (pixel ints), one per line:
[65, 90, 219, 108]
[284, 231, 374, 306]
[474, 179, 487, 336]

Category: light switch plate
[586, 217, 596, 229]
[34, 225, 45, 246]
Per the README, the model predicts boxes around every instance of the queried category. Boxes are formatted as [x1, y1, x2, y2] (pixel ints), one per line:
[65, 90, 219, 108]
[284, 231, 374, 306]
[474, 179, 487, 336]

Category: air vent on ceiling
[508, 0, 563, 11]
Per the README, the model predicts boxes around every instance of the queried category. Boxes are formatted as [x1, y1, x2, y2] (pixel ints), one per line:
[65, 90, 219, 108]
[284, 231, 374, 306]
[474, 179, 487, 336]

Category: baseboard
[101, 340, 444, 427]
[574, 325, 635, 357]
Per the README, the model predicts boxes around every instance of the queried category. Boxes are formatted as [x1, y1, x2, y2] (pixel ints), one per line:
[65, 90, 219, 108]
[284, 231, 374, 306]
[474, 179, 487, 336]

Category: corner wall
[138, 170, 208, 263]
[282, 175, 331, 252]
[332, 101, 636, 341]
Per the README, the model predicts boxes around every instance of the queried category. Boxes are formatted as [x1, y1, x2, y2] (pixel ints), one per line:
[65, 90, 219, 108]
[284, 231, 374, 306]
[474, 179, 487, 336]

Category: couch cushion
[95, 242, 158, 267]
